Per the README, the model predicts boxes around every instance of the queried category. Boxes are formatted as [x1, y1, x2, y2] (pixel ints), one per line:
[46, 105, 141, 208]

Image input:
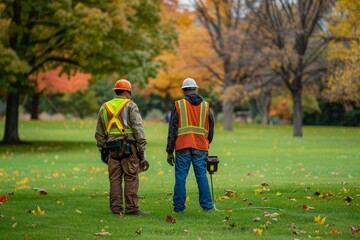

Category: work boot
[125, 210, 149, 216]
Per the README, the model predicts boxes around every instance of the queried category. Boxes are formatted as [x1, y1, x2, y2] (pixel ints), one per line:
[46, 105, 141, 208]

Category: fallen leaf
[314, 215, 326, 225]
[12, 222, 17, 228]
[291, 223, 307, 235]
[288, 197, 297, 202]
[256, 182, 269, 186]
[351, 226, 360, 235]
[253, 217, 261, 222]
[340, 181, 348, 185]
[30, 207, 45, 215]
[94, 231, 111, 236]
[225, 208, 232, 212]
[39, 189, 47, 195]
[0, 195, 8, 203]
[225, 189, 234, 195]
[37, 206, 45, 215]
[253, 228, 263, 235]
[263, 212, 280, 218]
[135, 228, 142, 235]
[344, 196, 353, 203]
[299, 204, 316, 210]
[166, 215, 176, 224]
[55, 199, 64, 206]
[314, 192, 324, 198]
[222, 216, 230, 222]
[75, 209, 82, 214]
[229, 223, 236, 229]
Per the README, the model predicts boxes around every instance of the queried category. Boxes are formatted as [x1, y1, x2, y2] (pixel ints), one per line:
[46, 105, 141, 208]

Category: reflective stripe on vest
[103, 98, 133, 135]
[177, 99, 209, 137]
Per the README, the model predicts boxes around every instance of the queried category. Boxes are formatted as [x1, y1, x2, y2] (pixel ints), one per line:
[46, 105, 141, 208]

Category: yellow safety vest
[103, 98, 134, 135]
[177, 99, 209, 137]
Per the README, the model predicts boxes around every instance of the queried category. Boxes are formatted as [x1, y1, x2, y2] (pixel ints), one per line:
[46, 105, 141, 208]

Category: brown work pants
[108, 144, 140, 214]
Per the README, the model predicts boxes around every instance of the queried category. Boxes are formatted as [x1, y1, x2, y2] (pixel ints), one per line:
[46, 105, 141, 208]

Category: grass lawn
[0, 120, 359, 239]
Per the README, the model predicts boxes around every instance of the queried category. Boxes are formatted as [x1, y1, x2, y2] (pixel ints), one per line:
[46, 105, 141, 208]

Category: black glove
[137, 151, 149, 172]
[100, 147, 109, 165]
[137, 151, 145, 163]
[167, 153, 174, 166]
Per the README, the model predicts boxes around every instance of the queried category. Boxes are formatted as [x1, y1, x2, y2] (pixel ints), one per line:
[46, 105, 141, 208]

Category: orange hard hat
[114, 79, 132, 91]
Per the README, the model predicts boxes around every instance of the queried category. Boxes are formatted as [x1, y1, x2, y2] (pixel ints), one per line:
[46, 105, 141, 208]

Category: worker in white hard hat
[166, 77, 215, 213]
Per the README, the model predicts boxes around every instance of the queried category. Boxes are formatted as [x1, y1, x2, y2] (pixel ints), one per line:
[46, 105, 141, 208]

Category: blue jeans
[173, 148, 213, 212]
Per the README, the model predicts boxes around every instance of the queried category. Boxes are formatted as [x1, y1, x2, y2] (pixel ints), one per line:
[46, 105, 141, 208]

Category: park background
[0, 0, 359, 239]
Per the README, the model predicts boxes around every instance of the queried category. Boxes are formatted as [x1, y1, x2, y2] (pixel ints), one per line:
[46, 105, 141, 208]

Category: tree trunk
[30, 92, 40, 120]
[256, 87, 272, 125]
[2, 90, 22, 144]
[222, 100, 234, 131]
[292, 89, 303, 137]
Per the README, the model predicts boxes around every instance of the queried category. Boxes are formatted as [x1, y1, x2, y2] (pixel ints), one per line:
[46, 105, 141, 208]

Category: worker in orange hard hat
[95, 79, 149, 216]
[113, 79, 132, 95]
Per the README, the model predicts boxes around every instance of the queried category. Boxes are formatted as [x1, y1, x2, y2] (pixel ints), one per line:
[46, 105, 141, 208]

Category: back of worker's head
[113, 79, 132, 97]
[181, 78, 199, 93]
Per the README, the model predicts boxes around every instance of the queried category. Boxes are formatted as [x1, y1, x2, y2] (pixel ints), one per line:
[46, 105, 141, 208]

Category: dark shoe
[125, 210, 149, 216]
[173, 210, 184, 214]
[203, 208, 214, 212]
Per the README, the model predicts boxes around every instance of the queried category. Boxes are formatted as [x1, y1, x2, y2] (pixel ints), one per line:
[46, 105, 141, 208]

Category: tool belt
[106, 139, 136, 161]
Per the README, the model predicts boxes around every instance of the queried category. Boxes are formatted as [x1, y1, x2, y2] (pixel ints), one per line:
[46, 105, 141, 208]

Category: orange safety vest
[175, 99, 210, 151]
[102, 98, 134, 135]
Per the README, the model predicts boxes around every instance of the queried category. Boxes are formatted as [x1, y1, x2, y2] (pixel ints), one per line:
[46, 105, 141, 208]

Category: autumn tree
[324, 0, 360, 107]
[194, 0, 267, 131]
[30, 67, 91, 119]
[0, 0, 176, 144]
[146, 7, 220, 112]
[253, 0, 334, 137]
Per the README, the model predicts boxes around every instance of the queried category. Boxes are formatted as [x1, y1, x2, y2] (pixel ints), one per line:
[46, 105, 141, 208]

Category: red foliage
[0, 195, 8, 203]
[36, 67, 91, 94]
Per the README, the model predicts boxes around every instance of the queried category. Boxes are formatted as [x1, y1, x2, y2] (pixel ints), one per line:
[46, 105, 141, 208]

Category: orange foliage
[269, 97, 292, 120]
[36, 67, 91, 94]
[147, 7, 221, 99]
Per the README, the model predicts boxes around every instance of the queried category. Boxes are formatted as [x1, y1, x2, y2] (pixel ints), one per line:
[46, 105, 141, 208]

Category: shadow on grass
[0, 140, 96, 153]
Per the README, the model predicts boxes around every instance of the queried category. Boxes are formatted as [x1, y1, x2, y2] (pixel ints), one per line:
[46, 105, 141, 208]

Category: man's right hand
[167, 153, 174, 166]
[100, 147, 109, 165]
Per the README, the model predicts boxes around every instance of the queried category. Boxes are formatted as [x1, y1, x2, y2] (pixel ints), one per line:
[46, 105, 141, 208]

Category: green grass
[0, 120, 359, 239]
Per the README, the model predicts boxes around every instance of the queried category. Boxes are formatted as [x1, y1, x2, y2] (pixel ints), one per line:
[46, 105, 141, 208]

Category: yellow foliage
[325, 0, 360, 105]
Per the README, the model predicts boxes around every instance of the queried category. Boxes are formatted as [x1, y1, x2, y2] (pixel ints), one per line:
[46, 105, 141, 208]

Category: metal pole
[210, 173, 215, 204]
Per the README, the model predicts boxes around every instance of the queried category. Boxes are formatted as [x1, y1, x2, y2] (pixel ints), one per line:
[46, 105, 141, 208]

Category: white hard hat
[181, 78, 199, 89]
